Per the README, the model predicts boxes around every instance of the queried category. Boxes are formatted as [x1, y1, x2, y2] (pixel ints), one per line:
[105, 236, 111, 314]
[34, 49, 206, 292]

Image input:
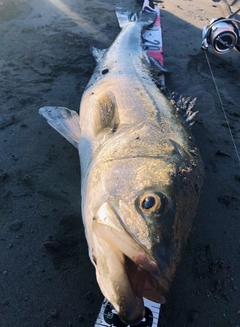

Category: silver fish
[39, 7, 204, 325]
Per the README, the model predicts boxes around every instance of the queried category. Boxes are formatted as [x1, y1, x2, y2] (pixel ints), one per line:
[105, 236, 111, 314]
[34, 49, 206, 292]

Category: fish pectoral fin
[39, 106, 81, 148]
[93, 92, 119, 136]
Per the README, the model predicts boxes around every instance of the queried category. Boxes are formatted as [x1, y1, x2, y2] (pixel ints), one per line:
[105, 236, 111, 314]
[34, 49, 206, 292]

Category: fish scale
[84, 20, 169, 129]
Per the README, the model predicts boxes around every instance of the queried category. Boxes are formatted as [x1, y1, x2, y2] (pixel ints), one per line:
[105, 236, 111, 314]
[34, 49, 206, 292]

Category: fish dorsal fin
[39, 106, 81, 148]
[91, 47, 107, 62]
[93, 92, 119, 136]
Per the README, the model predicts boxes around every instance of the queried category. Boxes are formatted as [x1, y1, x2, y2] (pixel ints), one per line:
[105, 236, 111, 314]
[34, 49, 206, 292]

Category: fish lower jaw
[96, 251, 167, 325]
[93, 234, 167, 323]
[92, 205, 168, 322]
[113, 295, 145, 326]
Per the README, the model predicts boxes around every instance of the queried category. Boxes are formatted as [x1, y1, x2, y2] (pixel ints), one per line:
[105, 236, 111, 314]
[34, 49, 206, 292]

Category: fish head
[85, 155, 201, 325]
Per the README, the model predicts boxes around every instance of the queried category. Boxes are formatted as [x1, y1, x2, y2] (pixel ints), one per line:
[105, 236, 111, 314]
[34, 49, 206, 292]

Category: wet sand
[0, 0, 240, 326]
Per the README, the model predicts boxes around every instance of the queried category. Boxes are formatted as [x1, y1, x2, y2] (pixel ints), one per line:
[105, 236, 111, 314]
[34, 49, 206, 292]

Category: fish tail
[115, 8, 133, 28]
[116, 7, 157, 28]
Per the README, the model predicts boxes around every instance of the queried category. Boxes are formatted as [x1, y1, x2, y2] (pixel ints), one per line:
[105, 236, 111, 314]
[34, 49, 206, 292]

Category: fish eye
[140, 193, 161, 213]
[142, 196, 156, 210]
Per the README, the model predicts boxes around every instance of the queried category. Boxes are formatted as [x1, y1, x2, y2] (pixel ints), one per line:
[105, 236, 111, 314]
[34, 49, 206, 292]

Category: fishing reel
[201, 8, 240, 54]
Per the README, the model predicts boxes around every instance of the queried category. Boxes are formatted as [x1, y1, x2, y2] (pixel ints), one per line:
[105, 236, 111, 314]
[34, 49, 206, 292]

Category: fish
[39, 7, 204, 325]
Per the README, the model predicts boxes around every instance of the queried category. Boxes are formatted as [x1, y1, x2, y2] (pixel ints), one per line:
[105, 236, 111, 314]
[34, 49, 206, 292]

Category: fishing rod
[201, 0, 240, 164]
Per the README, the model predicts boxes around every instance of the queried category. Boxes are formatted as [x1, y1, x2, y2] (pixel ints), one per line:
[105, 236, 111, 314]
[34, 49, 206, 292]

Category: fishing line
[204, 50, 240, 164]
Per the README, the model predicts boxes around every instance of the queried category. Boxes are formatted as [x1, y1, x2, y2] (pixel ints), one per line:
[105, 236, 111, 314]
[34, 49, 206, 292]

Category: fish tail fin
[139, 8, 157, 24]
[115, 7, 133, 28]
[116, 7, 157, 28]
[39, 106, 81, 148]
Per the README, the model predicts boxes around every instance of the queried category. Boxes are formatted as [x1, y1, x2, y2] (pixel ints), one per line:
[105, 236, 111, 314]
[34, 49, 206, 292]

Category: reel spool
[202, 9, 240, 54]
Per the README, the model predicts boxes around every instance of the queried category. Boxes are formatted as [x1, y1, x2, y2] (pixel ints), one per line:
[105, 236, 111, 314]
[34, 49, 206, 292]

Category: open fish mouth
[92, 203, 169, 325]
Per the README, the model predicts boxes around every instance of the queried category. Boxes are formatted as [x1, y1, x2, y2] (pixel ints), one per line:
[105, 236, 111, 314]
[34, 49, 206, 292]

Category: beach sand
[0, 0, 239, 326]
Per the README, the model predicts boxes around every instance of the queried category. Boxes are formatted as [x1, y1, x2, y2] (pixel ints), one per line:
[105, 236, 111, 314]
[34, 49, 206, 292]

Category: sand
[0, 0, 240, 326]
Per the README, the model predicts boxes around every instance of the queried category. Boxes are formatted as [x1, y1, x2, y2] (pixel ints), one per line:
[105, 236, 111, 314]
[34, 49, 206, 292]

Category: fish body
[39, 8, 204, 325]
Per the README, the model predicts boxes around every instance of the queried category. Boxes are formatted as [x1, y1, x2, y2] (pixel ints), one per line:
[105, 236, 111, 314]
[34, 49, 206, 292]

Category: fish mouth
[92, 203, 169, 325]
